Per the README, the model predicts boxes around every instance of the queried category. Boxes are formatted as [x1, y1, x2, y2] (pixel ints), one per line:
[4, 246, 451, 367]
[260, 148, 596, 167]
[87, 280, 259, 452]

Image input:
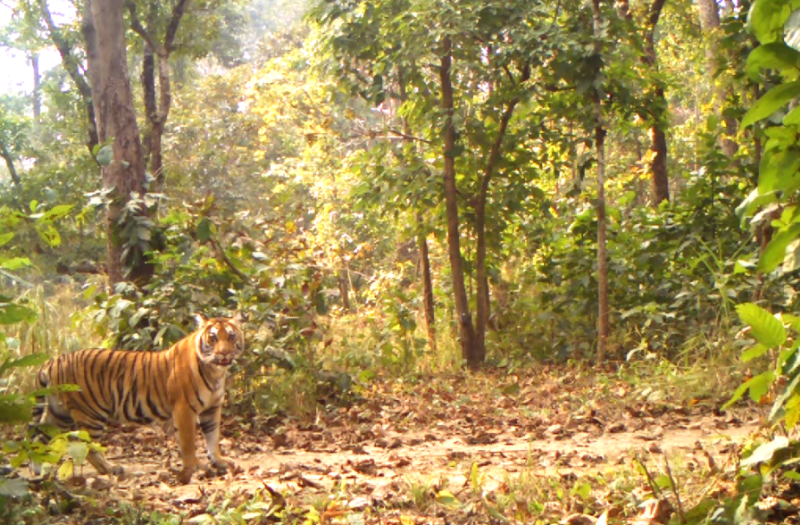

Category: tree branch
[0, 139, 22, 188]
[40, 0, 98, 151]
[126, 0, 162, 54]
[164, 0, 192, 53]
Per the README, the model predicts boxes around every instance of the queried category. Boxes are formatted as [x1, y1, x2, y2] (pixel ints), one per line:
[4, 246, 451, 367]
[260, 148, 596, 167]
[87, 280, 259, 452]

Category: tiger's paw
[201, 458, 237, 479]
[177, 466, 197, 484]
[210, 457, 234, 473]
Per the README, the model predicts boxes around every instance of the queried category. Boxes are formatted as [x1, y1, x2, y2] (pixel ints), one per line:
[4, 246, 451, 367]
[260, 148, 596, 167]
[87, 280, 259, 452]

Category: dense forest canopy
[0, 0, 773, 360]
[2, 0, 800, 522]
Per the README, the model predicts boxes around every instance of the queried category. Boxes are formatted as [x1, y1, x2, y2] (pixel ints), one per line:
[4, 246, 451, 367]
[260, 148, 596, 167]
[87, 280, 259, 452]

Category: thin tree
[127, 0, 192, 192]
[592, 0, 610, 363]
[440, 34, 479, 367]
[697, 0, 738, 156]
[618, 0, 669, 204]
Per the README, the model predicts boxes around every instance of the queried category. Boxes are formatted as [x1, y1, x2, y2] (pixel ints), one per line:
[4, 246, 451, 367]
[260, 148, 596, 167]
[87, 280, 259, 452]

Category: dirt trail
[40, 369, 763, 520]
[102, 407, 759, 514]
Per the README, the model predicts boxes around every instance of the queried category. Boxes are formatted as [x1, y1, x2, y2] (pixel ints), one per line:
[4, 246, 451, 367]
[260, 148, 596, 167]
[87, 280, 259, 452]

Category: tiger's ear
[193, 313, 208, 328]
[230, 312, 245, 326]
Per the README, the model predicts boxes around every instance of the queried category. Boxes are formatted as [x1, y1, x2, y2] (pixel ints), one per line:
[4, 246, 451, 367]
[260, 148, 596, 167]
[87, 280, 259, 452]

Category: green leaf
[741, 436, 790, 467]
[0, 396, 33, 423]
[196, 217, 212, 243]
[36, 224, 61, 247]
[746, 42, 800, 81]
[0, 303, 38, 325]
[0, 352, 50, 376]
[736, 303, 787, 347]
[435, 490, 460, 507]
[758, 147, 800, 195]
[0, 257, 31, 270]
[654, 474, 673, 490]
[758, 224, 800, 272]
[748, 0, 792, 43]
[0, 232, 13, 247]
[742, 81, 800, 128]
[40, 204, 74, 222]
[66, 441, 89, 466]
[0, 477, 29, 498]
[57, 459, 74, 480]
[749, 371, 776, 402]
[723, 371, 776, 409]
[784, 392, 800, 427]
[571, 482, 592, 500]
[96, 145, 114, 166]
[785, 104, 800, 124]
[742, 344, 770, 362]
[736, 188, 780, 225]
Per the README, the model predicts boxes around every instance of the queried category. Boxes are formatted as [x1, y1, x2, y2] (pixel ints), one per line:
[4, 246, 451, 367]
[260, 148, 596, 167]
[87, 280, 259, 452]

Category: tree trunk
[399, 66, 437, 352]
[475, 99, 519, 362]
[83, 0, 148, 286]
[439, 36, 478, 367]
[592, 0, 610, 364]
[31, 53, 41, 119]
[397, 67, 436, 352]
[417, 222, 437, 352]
[697, 0, 738, 156]
[128, 0, 191, 193]
[641, 0, 670, 203]
[650, 120, 669, 204]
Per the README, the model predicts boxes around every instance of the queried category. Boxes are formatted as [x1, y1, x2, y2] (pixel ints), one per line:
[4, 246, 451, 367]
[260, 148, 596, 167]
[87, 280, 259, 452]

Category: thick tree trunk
[643, 0, 670, 204]
[650, 119, 669, 204]
[83, 0, 148, 286]
[440, 36, 479, 367]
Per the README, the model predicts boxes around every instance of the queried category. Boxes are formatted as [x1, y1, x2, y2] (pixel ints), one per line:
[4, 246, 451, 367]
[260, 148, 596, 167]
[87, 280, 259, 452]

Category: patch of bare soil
[26, 367, 764, 522]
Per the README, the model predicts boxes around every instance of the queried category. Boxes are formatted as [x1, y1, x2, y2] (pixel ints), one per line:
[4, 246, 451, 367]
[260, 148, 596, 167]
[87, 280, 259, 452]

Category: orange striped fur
[35, 313, 244, 483]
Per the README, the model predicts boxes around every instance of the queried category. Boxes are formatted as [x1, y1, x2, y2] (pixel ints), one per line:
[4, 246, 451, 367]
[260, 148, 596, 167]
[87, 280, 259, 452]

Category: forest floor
[27, 365, 764, 524]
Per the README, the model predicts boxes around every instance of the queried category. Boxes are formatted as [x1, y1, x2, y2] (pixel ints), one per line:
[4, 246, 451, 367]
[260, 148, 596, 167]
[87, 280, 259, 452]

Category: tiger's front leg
[199, 405, 234, 473]
[173, 402, 200, 484]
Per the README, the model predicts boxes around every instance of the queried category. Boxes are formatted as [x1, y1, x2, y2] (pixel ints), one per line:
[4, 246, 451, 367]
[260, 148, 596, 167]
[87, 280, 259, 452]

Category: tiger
[33, 313, 245, 484]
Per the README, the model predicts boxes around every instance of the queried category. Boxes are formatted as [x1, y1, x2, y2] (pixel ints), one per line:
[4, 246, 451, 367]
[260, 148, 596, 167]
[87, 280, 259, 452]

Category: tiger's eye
[208, 332, 218, 343]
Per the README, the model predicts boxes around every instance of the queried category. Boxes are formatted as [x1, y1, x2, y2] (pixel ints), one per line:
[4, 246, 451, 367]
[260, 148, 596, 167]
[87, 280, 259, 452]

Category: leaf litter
[14, 366, 762, 523]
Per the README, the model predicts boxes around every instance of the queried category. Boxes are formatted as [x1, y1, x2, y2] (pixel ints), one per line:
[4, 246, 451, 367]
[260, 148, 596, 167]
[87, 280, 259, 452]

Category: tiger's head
[193, 313, 245, 368]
